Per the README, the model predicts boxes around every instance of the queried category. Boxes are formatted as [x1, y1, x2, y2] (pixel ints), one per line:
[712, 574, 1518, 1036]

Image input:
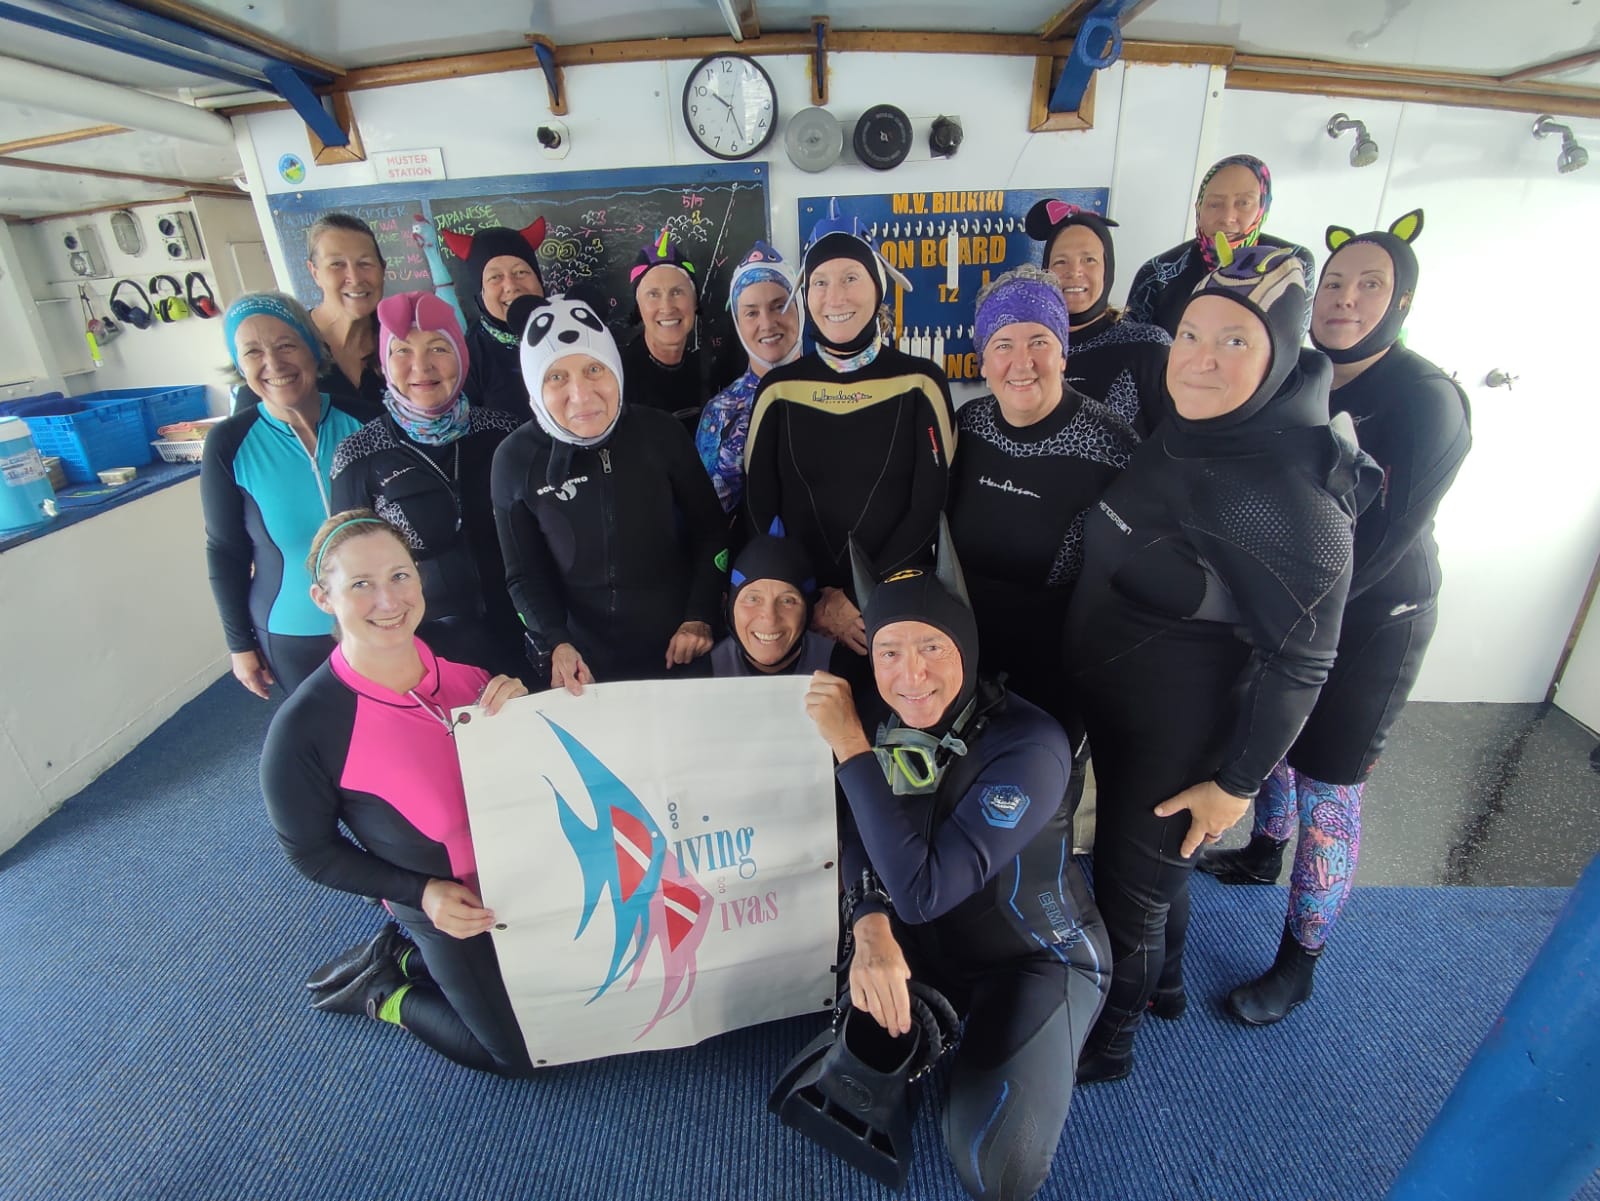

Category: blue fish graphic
[543, 715, 666, 1002]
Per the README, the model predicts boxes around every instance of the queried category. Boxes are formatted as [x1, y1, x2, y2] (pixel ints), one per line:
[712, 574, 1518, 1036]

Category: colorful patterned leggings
[1253, 759, 1364, 951]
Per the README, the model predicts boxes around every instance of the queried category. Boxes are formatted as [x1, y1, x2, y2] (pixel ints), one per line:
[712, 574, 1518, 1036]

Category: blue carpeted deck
[0, 677, 1590, 1201]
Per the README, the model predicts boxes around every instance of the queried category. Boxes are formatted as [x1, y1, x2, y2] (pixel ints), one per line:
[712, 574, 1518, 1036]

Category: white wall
[0, 479, 229, 854]
[13, 197, 265, 416]
[230, 55, 1597, 706]
[1214, 89, 1600, 703]
[0, 220, 62, 401]
[0, 198, 268, 855]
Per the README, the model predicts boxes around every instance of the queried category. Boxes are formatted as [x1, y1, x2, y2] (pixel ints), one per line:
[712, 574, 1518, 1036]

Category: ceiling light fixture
[1533, 115, 1589, 175]
[1327, 113, 1380, 167]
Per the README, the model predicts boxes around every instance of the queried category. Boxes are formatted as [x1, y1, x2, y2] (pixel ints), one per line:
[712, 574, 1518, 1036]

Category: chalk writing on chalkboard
[431, 179, 767, 355]
[798, 187, 1108, 383]
[265, 165, 769, 369]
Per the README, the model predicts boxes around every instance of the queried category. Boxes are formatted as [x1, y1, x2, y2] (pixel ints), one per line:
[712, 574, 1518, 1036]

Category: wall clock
[682, 53, 779, 161]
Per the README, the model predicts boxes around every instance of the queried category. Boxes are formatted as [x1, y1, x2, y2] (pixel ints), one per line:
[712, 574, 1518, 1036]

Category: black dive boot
[304, 922, 414, 992]
[311, 956, 406, 1016]
[1075, 1042, 1132, 1085]
[1226, 920, 1321, 1026]
[1195, 834, 1288, 886]
[1147, 986, 1187, 1020]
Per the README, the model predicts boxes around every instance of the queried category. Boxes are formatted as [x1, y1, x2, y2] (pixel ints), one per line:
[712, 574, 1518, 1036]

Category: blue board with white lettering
[798, 187, 1108, 383]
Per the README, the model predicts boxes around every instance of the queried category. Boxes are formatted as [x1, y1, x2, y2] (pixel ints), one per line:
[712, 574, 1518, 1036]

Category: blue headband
[224, 295, 324, 371]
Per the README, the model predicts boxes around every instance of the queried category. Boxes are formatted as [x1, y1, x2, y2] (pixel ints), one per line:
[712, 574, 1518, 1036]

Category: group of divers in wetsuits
[203, 151, 1471, 1201]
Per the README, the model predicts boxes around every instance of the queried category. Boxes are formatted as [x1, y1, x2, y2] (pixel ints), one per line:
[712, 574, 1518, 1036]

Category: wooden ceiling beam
[1041, 1, 1098, 41]
[1042, 0, 1163, 41]
[0, 126, 128, 156]
[219, 26, 1229, 116]
[9, 193, 216, 224]
[1500, 47, 1600, 85]
[0, 155, 236, 196]
[1236, 52, 1500, 89]
[1124, 41, 1232, 66]
[1226, 67, 1600, 121]
[118, 0, 345, 77]
[208, 33, 1596, 122]
[737, 0, 761, 41]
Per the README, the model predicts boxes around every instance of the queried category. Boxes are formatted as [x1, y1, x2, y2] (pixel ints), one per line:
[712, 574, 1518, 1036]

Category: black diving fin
[768, 984, 960, 1191]
[766, 1024, 836, 1115]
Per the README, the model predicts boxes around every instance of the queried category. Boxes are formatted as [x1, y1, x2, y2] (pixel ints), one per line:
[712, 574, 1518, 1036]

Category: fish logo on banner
[543, 716, 712, 1037]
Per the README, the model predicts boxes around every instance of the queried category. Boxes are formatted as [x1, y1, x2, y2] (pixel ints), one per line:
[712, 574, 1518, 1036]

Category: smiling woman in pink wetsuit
[259, 508, 535, 1075]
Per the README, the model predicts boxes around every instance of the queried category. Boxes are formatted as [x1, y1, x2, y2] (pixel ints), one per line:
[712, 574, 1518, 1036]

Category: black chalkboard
[266, 164, 769, 364]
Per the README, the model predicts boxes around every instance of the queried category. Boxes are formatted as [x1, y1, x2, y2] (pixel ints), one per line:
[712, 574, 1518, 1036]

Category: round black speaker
[853, 104, 913, 171]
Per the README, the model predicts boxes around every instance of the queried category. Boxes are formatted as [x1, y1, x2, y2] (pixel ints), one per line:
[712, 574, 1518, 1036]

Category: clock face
[683, 54, 778, 161]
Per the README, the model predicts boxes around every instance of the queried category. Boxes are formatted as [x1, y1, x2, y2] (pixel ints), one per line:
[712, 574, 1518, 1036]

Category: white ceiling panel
[14, 130, 243, 181]
[0, 101, 112, 144]
[0, 167, 200, 220]
[1125, 0, 1598, 78]
[185, 0, 738, 66]
[0, 0, 1592, 221]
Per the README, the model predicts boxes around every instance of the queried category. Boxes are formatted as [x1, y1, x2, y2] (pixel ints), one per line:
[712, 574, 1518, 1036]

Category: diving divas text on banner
[455, 676, 838, 1066]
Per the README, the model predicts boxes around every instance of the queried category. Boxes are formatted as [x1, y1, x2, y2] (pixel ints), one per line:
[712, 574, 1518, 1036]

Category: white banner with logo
[456, 675, 838, 1066]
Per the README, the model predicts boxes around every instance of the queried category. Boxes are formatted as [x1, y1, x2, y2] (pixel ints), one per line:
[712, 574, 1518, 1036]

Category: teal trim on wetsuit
[203, 395, 365, 648]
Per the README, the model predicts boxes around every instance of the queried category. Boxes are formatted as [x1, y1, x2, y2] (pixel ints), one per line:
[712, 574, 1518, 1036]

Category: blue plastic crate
[76, 386, 209, 442]
[0, 392, 65, 418]
[21, 397, 152, 484]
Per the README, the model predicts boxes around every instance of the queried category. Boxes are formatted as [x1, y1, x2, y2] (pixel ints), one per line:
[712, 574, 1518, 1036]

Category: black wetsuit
[947, 390, 1136, 739]
[201, 396, 367, 693]
[1064, 312, 1170, 436]
[1125, 235, 1314, 338]
[490, 405, 727, 682]
[330, 407, 525, 679]
[464, 316, 530, 419]
[743, 347, 957, 594]
[319, 358, 386, 422]
[619, 337, 729, 434]
[1289, 345, 1472, 783]
[708, 631, 838, 678]
[1064, 351, 1363, 1062]
[837, 683, 1110, 1201]
[260, 640, 532, 1076]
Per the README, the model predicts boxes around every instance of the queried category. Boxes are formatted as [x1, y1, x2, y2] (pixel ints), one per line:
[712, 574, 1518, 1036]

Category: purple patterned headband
[973, 270, 1070, 365]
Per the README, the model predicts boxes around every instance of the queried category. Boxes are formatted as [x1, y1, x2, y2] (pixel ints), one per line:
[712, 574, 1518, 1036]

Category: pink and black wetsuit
[260, 638, 532, 1075]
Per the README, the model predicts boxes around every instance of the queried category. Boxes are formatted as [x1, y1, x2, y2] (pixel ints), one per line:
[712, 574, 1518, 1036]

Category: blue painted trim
[265, 63, 348, 148]
[1048, 0, 1137, 114]
[266, 162, 770, 218]
[39, 0, 333, 82]
[0, 0, 262, 90]
[532, 42, 562, 110]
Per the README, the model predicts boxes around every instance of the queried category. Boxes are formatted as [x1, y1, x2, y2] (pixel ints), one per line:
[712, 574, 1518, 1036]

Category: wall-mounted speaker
[156, 210, 202, 261]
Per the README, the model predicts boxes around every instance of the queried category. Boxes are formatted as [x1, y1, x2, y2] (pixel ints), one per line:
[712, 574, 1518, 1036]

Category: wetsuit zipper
[293, 411, 333, 517]
[599, 447, 616, 625]
[399, 437, 475, 613]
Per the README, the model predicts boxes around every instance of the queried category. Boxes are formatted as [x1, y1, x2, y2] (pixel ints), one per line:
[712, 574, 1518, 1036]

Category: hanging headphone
[184, 271, 219, 319]
[149, 275, 191, 323]
[108, 280, 154, 330]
